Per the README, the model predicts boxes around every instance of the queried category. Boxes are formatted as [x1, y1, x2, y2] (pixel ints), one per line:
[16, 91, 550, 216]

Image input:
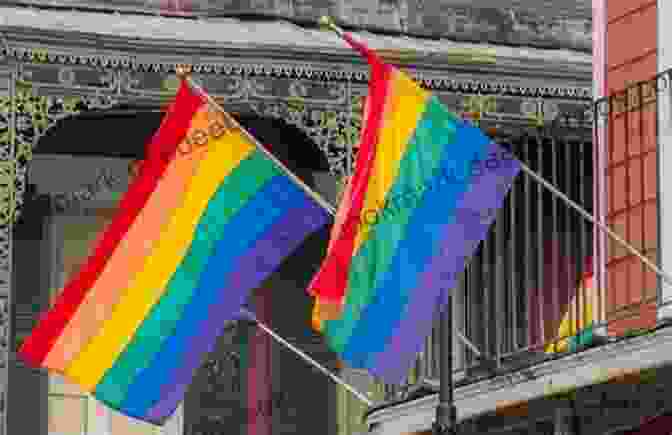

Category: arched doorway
[13, 106, 338, 435]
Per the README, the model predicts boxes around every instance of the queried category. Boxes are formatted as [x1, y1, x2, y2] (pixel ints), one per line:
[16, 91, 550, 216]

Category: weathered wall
[10, 0, 592, 51]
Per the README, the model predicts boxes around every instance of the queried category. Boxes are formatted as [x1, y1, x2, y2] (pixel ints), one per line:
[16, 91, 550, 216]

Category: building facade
[365, 1, 672, 434]
[0, 1, 594, 434]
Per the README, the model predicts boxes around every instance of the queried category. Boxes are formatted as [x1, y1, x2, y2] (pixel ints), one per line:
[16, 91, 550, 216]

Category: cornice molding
[0, 6, 592, 99]
[0, 42, 591, 100]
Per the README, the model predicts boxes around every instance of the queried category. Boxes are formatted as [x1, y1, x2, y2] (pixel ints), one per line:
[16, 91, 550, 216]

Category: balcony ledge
[365, 325, 672, 435]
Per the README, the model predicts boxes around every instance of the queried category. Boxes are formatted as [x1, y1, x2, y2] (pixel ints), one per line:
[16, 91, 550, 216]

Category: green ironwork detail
[0, 80, 115, 223]
[261, 94, 362, 180]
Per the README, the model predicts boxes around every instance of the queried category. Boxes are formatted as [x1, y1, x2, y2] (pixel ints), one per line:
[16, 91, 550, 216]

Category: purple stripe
[145, 203, 328, 420]
[369, 142, 520, 383]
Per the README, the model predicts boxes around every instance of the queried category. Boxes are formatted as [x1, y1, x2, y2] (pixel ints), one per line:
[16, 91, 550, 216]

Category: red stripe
[307, 34, 392, 306]
[18, 82, 204, 368]
[342, 33, 384, 70]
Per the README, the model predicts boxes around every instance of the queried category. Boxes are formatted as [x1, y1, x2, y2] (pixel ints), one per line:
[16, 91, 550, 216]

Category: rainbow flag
[525, 239, 597, 354]
[548, 258, 597, 353]
[308, 34, 521, 383]
[18, 80, 330, 424]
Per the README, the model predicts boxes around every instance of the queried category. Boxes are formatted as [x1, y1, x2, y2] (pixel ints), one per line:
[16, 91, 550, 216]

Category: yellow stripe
[546, 276, 596, 353]
[353, 70, 430, 252]
[65, 126, 256, 390]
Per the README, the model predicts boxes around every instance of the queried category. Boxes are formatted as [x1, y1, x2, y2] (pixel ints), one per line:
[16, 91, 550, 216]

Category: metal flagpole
[435, 293, 457, 435]
[176, 67, 337, 216]
[239, 308, 374, 407]
[517, 162, 672, 287]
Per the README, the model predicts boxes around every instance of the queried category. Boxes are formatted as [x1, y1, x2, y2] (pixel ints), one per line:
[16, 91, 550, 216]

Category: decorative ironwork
[0, 44, 592, 100]
[462, 94, 497, 126]
[251, 95, 362, 179]
[0, 81, 117, 223]
[594, 67, 671, 119]
[0, 67, 117, 435]
[0, 69, 15, 435]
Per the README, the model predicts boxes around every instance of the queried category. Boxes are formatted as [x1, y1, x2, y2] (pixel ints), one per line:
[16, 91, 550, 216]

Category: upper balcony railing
[379, 130, 597, 400]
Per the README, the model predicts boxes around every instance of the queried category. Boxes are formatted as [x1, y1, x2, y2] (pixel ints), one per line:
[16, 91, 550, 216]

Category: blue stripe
[340, 121, 490, 369]
[322, 96, 457, 351]
[120, 175, 310, 414]
[140, 200, 327, 421]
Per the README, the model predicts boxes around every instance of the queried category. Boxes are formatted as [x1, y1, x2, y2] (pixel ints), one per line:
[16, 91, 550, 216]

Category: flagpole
[516, 163, 672, 287]
[435, 293, 457, 435]
[239, 308, 374, 407]
[176, 66, 337, 216]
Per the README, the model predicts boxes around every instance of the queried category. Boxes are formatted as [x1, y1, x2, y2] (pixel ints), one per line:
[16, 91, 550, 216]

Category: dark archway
[34, 106, 330, 182]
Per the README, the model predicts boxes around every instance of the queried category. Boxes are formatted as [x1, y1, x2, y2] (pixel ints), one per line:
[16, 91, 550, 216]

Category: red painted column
[604, 0, 658, 335]
[248, 287, 272, 435]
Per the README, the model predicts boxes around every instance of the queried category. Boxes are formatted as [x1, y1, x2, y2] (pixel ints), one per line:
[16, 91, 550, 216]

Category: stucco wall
[604, 0, 658, 335]
[10, 0, 592, 51]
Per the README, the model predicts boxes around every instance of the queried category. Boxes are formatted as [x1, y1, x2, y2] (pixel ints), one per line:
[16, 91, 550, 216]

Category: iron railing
[593, 69, 664, 333]
[383, 131, 596, 398]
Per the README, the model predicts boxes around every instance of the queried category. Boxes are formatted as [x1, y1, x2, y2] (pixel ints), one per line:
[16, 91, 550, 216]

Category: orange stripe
[43, 107, 212, 371]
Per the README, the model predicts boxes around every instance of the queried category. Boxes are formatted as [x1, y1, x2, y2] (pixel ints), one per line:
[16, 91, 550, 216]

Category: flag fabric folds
[547, 256, 597, 354]
[18, 80, 330, 424]
[308, 34, 521, 384]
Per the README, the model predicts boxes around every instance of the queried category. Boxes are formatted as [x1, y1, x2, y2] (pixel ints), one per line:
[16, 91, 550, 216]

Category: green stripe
[95, 150, 279, 404]
[569, 324, 596, 352]
[324, 97, 457, 351]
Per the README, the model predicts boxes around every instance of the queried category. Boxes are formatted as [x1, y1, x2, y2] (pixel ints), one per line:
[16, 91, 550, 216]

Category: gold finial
[318, 16, 333, 29]
[175, 64, 192, 78]
[318, 16, 343, 36]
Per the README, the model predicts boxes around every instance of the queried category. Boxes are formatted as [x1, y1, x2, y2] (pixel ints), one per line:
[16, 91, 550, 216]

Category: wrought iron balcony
[379, 131, 596, 400]
[382, 65, 668, 398]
